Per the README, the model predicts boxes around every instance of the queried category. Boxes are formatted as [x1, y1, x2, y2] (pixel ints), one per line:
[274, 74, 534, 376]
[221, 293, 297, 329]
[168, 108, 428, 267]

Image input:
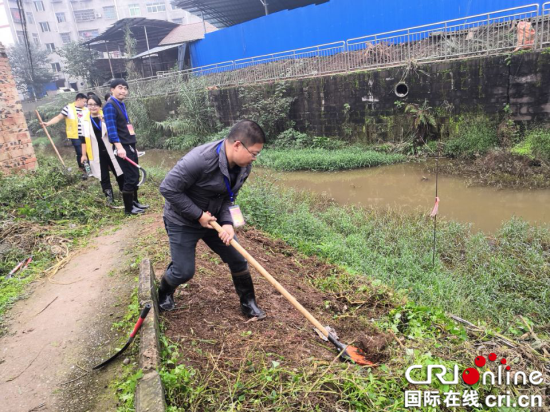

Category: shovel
[35, 110, 71, 172]
[211, 222, 374, 366]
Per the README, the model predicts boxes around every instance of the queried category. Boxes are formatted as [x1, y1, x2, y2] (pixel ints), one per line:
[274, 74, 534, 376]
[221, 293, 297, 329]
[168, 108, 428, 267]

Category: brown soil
[0, 222, 138, 412]
[157, 220, 392, 377]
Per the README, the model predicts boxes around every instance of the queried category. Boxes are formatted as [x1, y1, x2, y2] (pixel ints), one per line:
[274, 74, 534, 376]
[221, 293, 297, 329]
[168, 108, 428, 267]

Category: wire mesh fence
[113, 4, 547, 97]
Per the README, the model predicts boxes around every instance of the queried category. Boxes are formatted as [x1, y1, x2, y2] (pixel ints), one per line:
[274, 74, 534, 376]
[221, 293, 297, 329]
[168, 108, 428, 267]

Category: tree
[7, 43, 54, 99]
[57, 42, 102, 85]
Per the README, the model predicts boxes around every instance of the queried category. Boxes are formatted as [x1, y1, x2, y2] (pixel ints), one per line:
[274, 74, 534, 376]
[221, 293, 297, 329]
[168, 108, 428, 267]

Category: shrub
[528, 127, 550, 162]
[238, 82, 295, 142]
[273, 129, 312, 149]
[445, 115, 498, 157]
[155, 77, 221, 141]
[273, 129, 345, 150]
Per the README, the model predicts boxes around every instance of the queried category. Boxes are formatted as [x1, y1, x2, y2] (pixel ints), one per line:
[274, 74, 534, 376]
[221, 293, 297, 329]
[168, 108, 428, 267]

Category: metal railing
[110, 4, 548, 96]
[347, 4, 539, 71]
[540, 2, 550, 46]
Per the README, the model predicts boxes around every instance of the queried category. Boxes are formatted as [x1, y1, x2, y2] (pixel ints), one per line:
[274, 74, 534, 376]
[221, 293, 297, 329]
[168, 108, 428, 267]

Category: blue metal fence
[190, 0, 543, 67]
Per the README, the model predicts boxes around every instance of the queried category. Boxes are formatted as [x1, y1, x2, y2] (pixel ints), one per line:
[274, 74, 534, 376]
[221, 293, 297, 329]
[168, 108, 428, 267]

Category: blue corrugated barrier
[190, 0, 542, 67]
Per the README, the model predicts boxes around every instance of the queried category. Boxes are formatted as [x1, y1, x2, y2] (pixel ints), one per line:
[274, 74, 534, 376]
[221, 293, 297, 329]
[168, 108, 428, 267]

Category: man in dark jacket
[103, 79, 148, 215]
[158, 120, 266, 319]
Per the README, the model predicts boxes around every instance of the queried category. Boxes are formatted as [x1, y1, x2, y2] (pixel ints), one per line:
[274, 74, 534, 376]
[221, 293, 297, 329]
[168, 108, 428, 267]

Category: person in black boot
[82, 95, 125, 208]
[134, 190, 149, 210]
[123, 191, 145, 215]
[104, 188, 114, 206]
[158, 120, 266, 317]
[158, 271, 176, 311]
[232, 270, 266, 319]
[103, 79, 146, 216]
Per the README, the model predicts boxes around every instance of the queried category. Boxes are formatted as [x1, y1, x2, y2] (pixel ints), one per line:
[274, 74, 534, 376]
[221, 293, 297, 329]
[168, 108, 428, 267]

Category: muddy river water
[50, 147, 550, 233]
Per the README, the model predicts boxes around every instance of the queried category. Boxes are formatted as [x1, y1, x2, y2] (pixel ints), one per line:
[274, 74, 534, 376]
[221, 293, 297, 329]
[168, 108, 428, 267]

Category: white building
[2, 0, 200, 91]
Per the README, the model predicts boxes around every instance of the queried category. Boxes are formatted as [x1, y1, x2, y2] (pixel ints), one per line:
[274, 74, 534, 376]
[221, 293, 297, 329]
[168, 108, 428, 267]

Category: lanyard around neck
[91, 116, 101, 130]
[111, 98, 129, 123]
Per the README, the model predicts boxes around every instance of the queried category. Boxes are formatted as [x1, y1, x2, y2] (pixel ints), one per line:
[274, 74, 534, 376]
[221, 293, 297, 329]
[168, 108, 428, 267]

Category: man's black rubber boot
[232, 271, 266, 319]
[103, 188, 114, 206]
[133, 190, 149, 209]
[123, 192, 144, 215]
[158, 277, 176, 312]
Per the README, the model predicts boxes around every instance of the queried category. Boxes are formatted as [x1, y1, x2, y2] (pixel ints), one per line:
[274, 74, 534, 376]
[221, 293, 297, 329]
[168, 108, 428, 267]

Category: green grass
[128, 163, 550, 411]
[0, 155, 159, 331]
[238, 177, 550, 333]
[256, 148, 406, 171]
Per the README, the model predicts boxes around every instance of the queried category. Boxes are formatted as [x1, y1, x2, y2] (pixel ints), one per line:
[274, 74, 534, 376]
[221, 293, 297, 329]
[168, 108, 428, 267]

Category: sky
[0, 3, 15, 45]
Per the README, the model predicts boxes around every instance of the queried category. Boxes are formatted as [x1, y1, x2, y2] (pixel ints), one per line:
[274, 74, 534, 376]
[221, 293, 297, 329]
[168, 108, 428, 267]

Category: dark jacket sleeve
[159, 156, 204, 221]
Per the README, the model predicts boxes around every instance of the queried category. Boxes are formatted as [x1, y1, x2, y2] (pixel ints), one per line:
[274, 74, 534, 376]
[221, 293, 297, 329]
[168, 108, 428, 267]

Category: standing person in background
[103, 79, 148, 216]
[81, 95, 124, 206]
[40, 93, 89, 179]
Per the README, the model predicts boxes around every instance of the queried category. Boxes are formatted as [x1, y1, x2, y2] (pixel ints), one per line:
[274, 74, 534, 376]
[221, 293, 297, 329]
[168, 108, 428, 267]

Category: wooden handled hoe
[211, 221, 374, 366]
[35, 110, 70, 171]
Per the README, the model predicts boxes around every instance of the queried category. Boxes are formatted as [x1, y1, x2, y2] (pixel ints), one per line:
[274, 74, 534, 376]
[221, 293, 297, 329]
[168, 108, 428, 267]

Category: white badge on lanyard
[229, 205, 245, 227]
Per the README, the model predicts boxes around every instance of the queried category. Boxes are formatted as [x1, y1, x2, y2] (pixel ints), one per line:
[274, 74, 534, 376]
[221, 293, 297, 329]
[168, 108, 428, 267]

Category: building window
[146, 2, 166, 13]
[16, 30, 25, 44]
[73, 9, 95, 22]
[172, 18, 183, 24]
[39, 21, 50, 32]
[11, 8, 22, 23]
[34, 1, 44, 11]
[51, 62, 61, 72]
[56, 12, 66, 23]
[128, 4, 140, 17]
[60, 32, 71, 44]
[78, 29, 99, 40]
[103, 6, 116, 20]
[45, 43, 55, 52]
[26, 12, 34, 24]
[33, 33, 40, 45]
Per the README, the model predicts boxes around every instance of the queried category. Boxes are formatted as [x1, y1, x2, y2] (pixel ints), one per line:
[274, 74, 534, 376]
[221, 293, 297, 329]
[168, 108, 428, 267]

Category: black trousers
[118, 143, 139, 193]
[99, 149, 124, 192]
[163, 218, 248, 287]
[70, 138, 83, 169]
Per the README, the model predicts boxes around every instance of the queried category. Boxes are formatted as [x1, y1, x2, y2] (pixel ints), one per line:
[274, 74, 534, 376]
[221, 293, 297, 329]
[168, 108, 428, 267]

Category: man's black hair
[104, 93, 111, 101]
[227, 120, 266, 146]
[75, 93, 87, 100]
[88, 95, 102, 107]
[110, 78, 129, 89]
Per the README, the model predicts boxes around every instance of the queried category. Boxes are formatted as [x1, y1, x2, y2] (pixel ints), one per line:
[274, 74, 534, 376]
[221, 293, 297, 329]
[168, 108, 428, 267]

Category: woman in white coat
[81, 95, 124, 206]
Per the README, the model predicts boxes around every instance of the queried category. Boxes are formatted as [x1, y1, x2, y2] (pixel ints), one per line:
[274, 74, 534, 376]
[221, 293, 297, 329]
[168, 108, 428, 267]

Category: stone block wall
[209, 50, 550, 143]
[0, 42, 37, 173]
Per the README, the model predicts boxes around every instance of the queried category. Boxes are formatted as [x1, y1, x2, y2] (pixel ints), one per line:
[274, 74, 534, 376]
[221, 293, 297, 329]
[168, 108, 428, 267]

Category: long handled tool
[211, 222, 374, 366]
[93, 303, 151, 370]
[35, 110, 68, 169]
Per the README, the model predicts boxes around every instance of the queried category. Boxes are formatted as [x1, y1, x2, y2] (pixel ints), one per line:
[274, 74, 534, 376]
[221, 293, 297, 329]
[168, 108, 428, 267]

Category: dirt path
[0, 221, 138, 412]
